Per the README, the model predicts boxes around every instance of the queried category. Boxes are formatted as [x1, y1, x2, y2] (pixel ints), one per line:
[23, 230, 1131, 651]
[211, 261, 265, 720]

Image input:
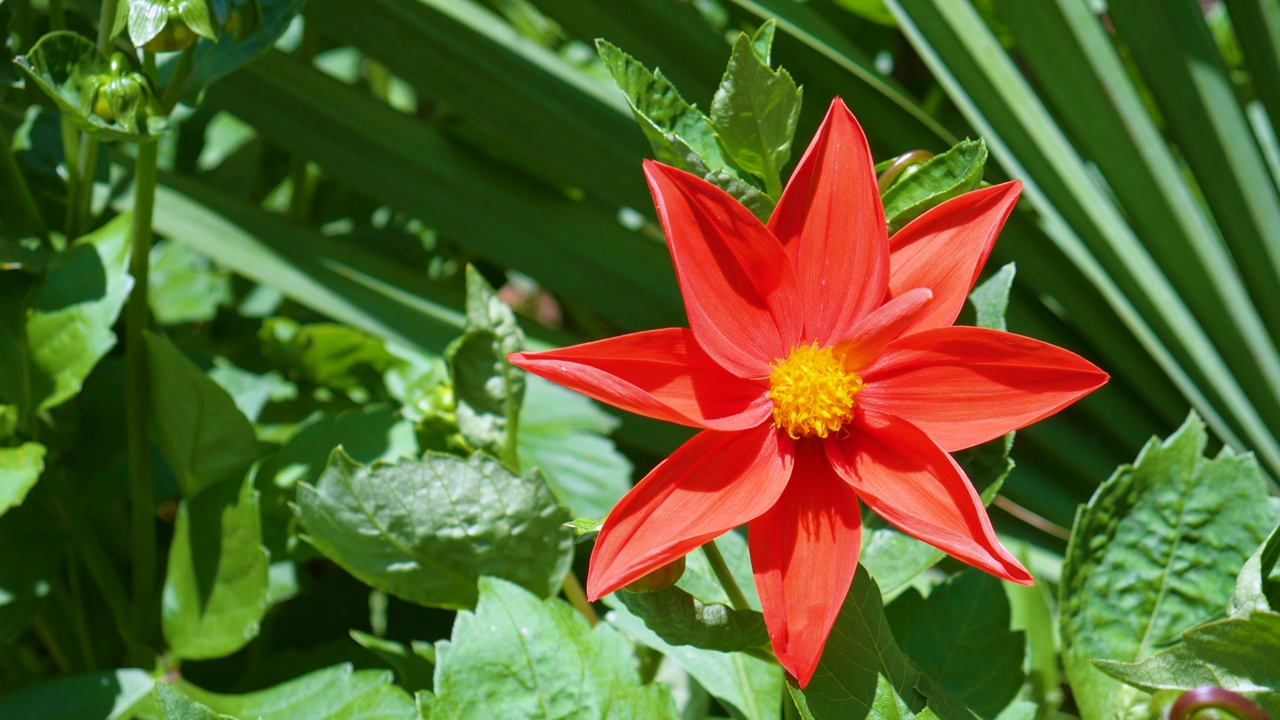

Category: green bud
[622, 555, 686, 594]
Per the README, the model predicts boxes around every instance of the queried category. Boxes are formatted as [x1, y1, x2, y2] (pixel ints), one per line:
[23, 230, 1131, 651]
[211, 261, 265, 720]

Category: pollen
[768, 342, 864, 439]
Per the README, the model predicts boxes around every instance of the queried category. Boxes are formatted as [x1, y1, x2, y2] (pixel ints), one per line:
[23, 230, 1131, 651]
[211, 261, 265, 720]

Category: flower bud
[622, 555, 686, 594]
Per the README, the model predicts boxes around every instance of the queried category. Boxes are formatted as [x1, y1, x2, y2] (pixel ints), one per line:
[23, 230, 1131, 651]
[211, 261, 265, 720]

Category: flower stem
[97, 0, 120, 54]
[159, 46, 196, 113]
[0, 122, 49, 244]
[561, 572, 598, 627]
[702, 539, 750, 611]
[126, 137, 159, 643]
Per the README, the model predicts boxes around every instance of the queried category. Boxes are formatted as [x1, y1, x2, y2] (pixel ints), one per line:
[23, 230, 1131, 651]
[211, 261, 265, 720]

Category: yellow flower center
[768, 342, 865, 439]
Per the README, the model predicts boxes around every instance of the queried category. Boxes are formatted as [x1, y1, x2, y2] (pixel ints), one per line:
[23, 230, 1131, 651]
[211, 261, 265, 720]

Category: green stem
[286, 20, 318, 223]
[61, 119, 81, 239]
[97, 0, 121, 54]
[73, 136, 100, 237]
[126, 138, 159, 643]
[159, 46, 196, 113]
[60, 554, 98, 670]
[701, 539, 750, 611]
[0, 122, 49, 243]
[561, 573, 598, 627]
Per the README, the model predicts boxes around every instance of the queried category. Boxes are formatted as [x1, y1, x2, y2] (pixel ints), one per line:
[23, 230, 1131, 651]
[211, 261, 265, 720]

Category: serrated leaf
[1060, 413, 1275, 720]
[162, 475, 270, 661]
[350, 630, 434, 694]
[606, 598, 783, 720]
[0, 442, 45, 518]
[609, 584, 769, 653]
[179, 664, 416, 719]
[295, 450, 572, 609]
[1230, 521, 1280, 616]
[0, 669, 154, 720]
[517, 375, 631, 519]
[788, 566, 970, 720]
[0, 213, 132, 417]
[596, 39, 726, 171]
[419, 576, 676, 720]
[1094, 610, 1280, 718]
[147, 331, 261, 498]
[0, 505, 67, 639]
[449, 267, 524, 458]
[709, 29, 802, 194]
[882, 139, 988, 234]
[14, 32, 164, 141]
[154, 683, 235, 720]
[885, 571, 1025, 717]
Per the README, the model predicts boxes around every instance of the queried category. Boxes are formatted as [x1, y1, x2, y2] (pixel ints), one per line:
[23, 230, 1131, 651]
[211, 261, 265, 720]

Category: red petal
[859, 326, 1109, 451]
[748, 440, 862, 688]
[509, 329, 771, 431]
[829, 412, 1031, 584]
[769, 98, 888, 342]
[835, 287, 932, 372]
[645, 161, 802, 378]
[888, 181, 1022, 332]
[586, 425, 793, 600]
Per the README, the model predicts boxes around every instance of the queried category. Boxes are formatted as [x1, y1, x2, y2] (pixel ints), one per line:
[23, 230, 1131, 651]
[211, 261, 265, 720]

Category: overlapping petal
[769, 99, 888, 342]
[829, 411, 1030, 584]
[586, 425, 794, 600]
[887, 181, 1022, 333]
[748, 440, 862, 687]
[858, 326, 1109, 451]
[835, 287, 932, 372]
[509, 329, 771, 431]
[645, 161, 802, 378]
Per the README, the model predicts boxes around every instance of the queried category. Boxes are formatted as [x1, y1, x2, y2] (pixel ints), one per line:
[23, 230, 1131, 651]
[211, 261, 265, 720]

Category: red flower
[509, 99, 1107, 687]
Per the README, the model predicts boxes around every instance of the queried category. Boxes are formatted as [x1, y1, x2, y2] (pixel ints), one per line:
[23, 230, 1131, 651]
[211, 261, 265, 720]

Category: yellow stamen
[768, 342, 864, 439]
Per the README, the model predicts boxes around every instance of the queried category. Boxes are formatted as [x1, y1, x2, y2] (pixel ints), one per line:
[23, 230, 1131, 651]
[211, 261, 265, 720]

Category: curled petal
[859, 326, 1109, 451]
[749, 440, 862, 688]
[509, 329, 771, 431]
[586, 425, 793, 600]
[769, 98, 889, 342]
[888, 181, 1022, 332]
[829, 412, 1031, 585]
[645, 161, 802, 378]
[835, 287, 932, 372]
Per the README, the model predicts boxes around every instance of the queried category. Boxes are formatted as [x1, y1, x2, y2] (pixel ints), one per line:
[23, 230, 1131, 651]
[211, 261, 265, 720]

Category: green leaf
[606, 598, 783, 720]
[788, 566, 969, 720]
[678, 530, 761, 609]
[608, 584, 768, 653]
[834, 0, 898, 27]
[159, 0, 307, 99]
[0, 505, 67, 639]
[177, 0, 219, 40]
[264, 406, 419, 490]
[14, 32, 164, 141]
[260, 319, 399, 392]
[709, 26, 803, 195]
[179, 664, 416, 719]
[1060, 413, 1275, 720]
[1094, 610, 1280, 718]
[885, 571, 1025, 717]
[162, 475, 270, 661]
[448, 266, 525, 458]
[419, 576, 676, 719]
[1230, 520, 1280, 616]
[0, 669, 154, 720]
[0, 442, 45, 518]
[0, 213, 131, 417]
[568, 517, 602, 543]
[596, 39, 776, 221]
[350, 630, 434, 694]
[129, 0, 172, 47]
[517, 375, 631, 519]
[148, 240, 231, 325]
[154, 683, 235, 720]
[965, 261, 1015, 332]
[295, 449, 572, 609]
[881, 139, 987, 234]
[146, 331, 261, 498]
